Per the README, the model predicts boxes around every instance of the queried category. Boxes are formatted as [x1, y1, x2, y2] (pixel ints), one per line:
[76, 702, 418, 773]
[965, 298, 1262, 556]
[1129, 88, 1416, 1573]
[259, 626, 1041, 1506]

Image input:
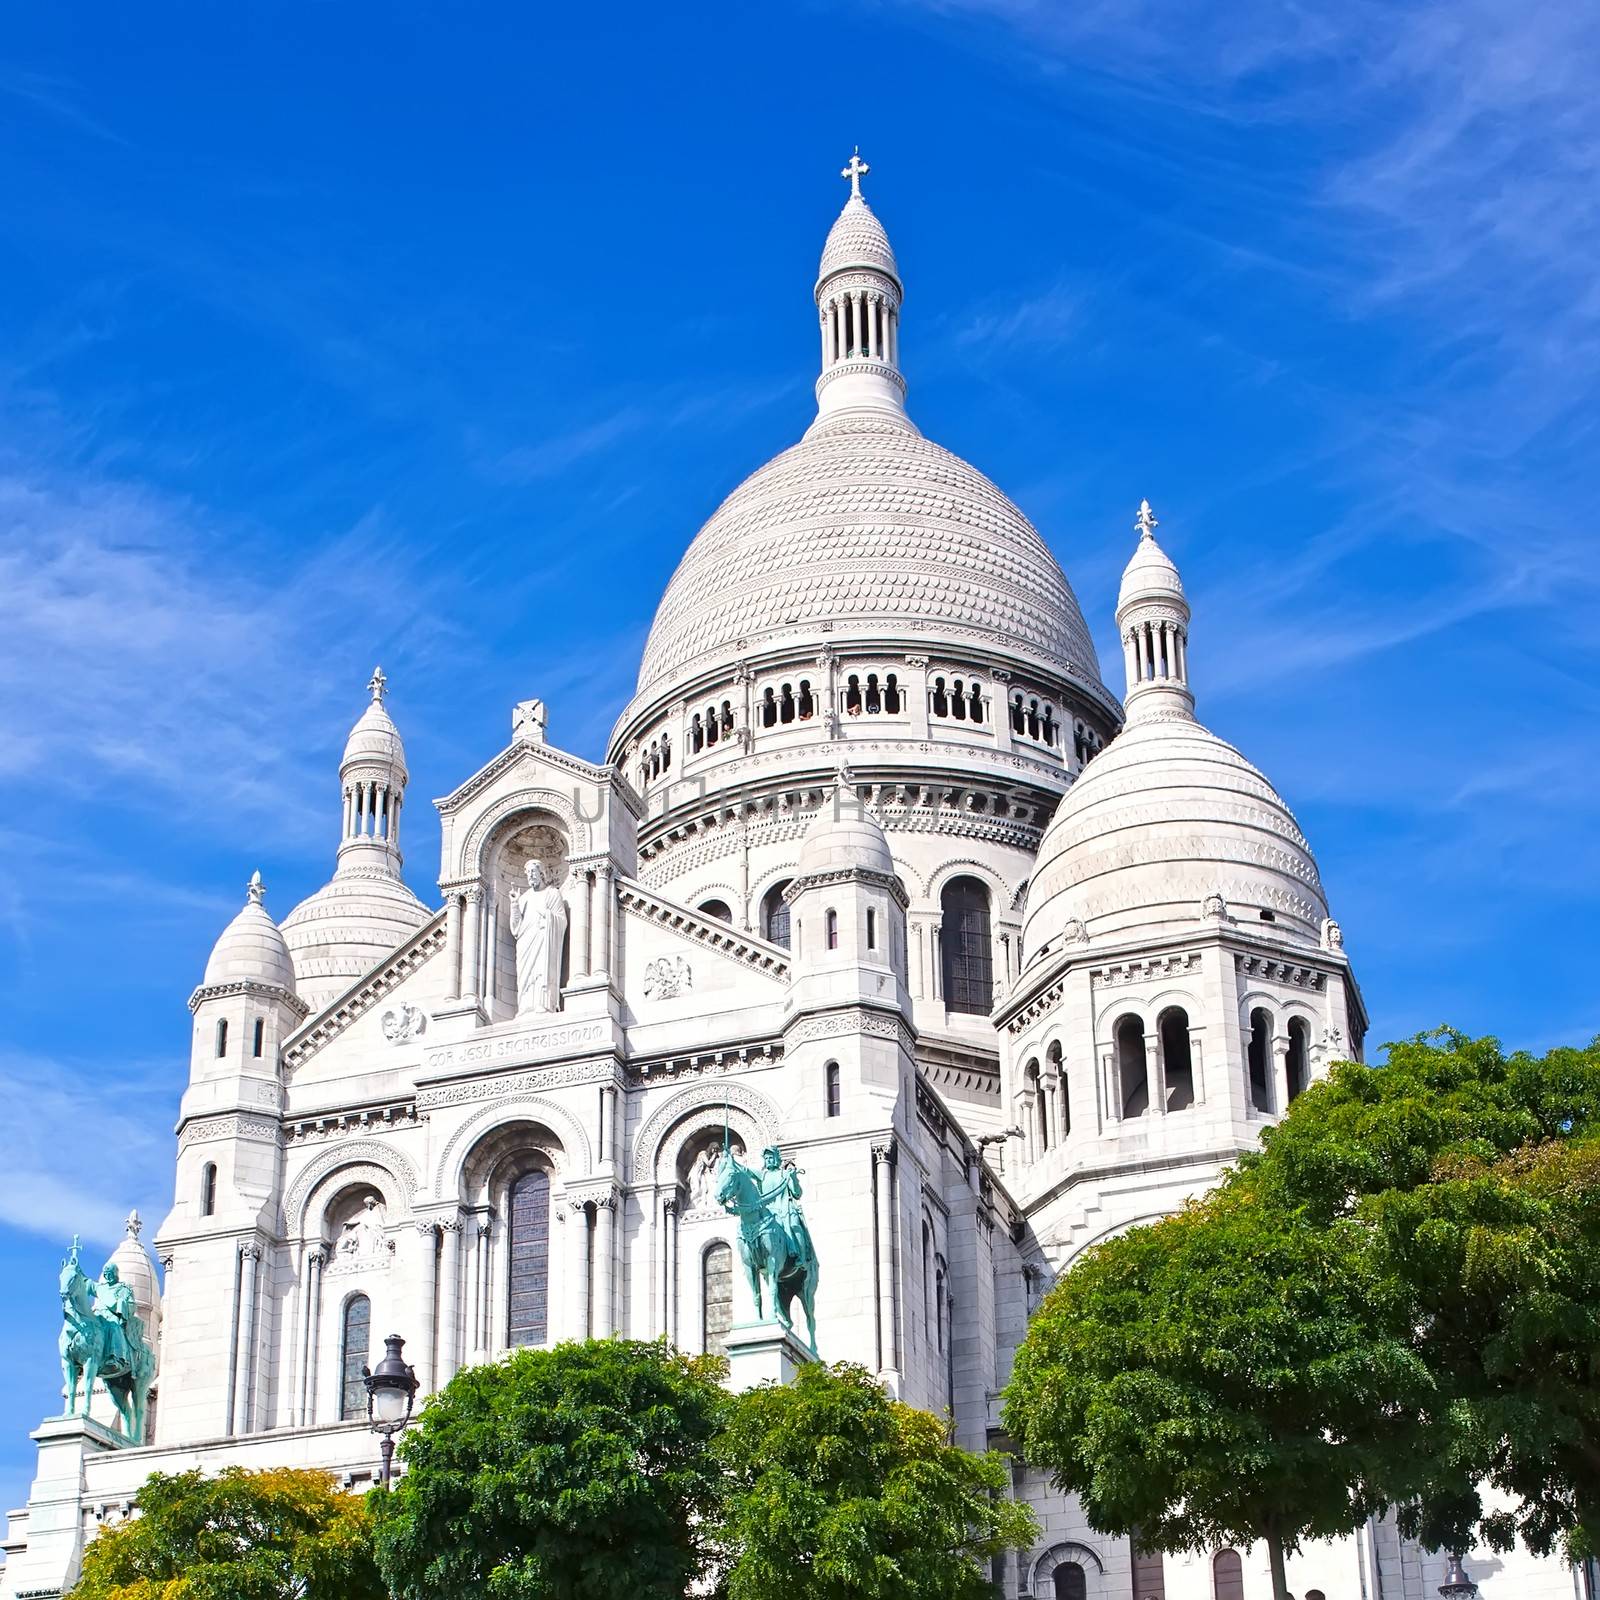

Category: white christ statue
[509, 859, 567, 1015]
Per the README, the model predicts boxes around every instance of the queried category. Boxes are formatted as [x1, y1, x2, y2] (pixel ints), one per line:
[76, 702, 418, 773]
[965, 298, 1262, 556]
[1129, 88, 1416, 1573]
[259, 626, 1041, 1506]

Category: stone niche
[484, 817, 571, 1020]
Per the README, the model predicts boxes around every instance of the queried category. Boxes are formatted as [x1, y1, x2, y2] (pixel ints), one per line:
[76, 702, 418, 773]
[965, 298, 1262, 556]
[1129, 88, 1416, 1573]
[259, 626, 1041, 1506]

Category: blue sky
[2, 0, 1597, 1519]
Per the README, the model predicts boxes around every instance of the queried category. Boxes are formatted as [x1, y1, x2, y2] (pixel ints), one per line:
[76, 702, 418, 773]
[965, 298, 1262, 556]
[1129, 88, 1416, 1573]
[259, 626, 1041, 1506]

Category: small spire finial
[1134, 499, 1159, 541]
[247, 869, 265, 906]
[368, 666, 388, 703]
[126, 1209, 142, 1240]
[841, 148, 869, 200]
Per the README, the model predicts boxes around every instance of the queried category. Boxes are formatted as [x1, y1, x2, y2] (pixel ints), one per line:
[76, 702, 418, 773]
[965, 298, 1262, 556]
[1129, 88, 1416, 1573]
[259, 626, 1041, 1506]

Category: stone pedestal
[723, 1320, 815, 1392]
[0, 1415, 122, 1600]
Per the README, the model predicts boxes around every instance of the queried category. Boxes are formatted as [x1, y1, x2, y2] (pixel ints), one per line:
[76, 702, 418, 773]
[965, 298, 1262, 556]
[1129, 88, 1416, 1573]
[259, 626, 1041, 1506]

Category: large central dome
[636, 408, 1099, 694]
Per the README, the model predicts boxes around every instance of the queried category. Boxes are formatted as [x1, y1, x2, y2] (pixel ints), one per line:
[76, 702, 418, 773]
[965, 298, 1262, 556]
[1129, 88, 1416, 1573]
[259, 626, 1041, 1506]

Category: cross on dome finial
[368, 666, 388, 703]
[1134, 499, 1159, 541]
[247, 869, 265, 905]
[126, 1209, 142, 1240]
[841, 148, 869, 199]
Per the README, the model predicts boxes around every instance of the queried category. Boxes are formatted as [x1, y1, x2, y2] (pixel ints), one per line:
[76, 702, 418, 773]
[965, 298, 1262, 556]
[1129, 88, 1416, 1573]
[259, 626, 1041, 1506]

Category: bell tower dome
[812, 151, 909, 425]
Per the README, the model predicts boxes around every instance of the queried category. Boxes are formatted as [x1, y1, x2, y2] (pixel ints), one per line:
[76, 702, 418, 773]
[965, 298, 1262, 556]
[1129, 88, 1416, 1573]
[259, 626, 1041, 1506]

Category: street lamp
[1438, 1554, 1479, 1600]
[362, 1333, 418, 1489]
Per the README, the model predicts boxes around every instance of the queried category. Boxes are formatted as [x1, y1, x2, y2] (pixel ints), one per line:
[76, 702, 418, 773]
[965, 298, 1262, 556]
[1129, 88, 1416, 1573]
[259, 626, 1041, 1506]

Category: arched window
[950, 678, 968, 720]
[825, 1061, 841, 1118]
[1212, 1550, 1244, 1600]
[779, 683, 796, 724]
[1160, 1008, 1195, 1111]
[1116, 1015, 1148, 1118]
[762, 881, 793, 949]
[1011, 692, 1026, 733]
[507, 1170, 551, 1347]
[200, 1162, 217, 1217]
[940, 877, 993, 1015]
[703, 1241, 734, 1355]
[931, 677, 950, 718]
[251, 1017, 264, 1058]
[339, 1294, 371, 1421]
[761, 687, 777, 728]
[864, 673, 882, 714]
[690, 714, 704, 752]
[884, 673, 902, 713]
[1287, 1017, 1310, 1101]
[1041, 705, 1057, 744]
[698, 898, 732, 923]
[214, 1018, 228, 1058]
[1054, 1564, 1087, 1600]
[1248, 1008, 1273, 1112]
[719, 701, 734, 739]
[826, 909, 839, 950]
[845, 674, 863, 715]
[797, 680, 815, 720]
[1048, 1040, 1069, 1138]
[866, 907, 877, 949]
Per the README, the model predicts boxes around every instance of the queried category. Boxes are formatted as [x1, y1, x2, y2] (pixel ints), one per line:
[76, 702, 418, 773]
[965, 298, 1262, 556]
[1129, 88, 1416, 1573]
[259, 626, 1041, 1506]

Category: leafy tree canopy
[373, 1338, 728, 1600]
[68, 1466, 382, 1600]
[1246, 1030, 1600, 1557]
[1003, 1185, 1427, 1600]
[717, 1360, 1036, 1600]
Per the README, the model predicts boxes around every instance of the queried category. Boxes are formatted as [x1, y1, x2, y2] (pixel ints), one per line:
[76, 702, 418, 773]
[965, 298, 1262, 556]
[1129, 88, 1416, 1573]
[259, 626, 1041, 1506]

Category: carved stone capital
[306, 1246, 327, 1269]
[461, 883, 484, 905]
[239, 1240, 262, 1262]
[662, 1195, 679, 1219]
[872, 1139, 897, 1167]
[439, 1216, 465, 1235]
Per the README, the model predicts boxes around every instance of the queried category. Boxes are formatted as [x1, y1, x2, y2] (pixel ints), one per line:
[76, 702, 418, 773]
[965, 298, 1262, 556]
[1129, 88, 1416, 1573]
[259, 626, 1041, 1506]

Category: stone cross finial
[126, 1209, 142, 1239]
[841, 149, 869, 199]
[247, 869, 265, 905]
[368, 665, 388, 703]
[1134, 499, 1159, 540]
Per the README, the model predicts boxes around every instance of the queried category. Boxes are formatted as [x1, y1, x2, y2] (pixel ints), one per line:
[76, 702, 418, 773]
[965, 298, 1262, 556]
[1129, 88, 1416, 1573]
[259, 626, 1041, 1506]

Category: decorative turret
[281, 670, 431, 1015]
[813, 151, 908, 423]
[1116, 500, 1193, 722]
[190, 871, 306, 1082]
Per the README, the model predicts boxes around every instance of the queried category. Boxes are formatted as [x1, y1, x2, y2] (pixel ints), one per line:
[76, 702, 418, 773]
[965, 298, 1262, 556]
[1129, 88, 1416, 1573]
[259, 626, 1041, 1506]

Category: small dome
[1022, 717, 1327, 958]
[203, 873, 296, 991]
[1118, 532, 1185, 610]
[797, 787, 895, 878]
[106, 1211, 161, 1356]
[342, 696, 407, 775]
[281, 868, 431, 1015]
[817, 194, 900, 291]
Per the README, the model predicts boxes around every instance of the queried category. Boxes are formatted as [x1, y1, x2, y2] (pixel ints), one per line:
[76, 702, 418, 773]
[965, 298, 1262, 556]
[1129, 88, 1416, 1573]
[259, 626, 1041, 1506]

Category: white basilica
[1, 160, 1571, 1600]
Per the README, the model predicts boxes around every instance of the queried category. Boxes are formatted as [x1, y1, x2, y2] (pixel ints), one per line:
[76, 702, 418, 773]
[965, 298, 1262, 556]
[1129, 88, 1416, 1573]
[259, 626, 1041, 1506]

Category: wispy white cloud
[0, 1050, 176, 1249]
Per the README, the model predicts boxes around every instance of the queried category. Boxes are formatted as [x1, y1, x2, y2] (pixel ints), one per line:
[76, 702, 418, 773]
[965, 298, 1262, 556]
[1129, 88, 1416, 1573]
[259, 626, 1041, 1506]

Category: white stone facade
[2, 165, 1583, 1600]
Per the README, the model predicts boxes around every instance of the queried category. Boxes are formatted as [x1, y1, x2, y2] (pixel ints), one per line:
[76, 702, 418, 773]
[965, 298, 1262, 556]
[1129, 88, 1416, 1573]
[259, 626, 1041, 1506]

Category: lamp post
[362, 1333, 419, 1489]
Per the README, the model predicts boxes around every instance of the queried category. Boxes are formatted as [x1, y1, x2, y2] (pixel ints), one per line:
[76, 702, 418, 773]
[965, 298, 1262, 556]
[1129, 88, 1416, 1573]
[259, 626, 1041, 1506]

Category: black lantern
[362, 1333, 418, 1488]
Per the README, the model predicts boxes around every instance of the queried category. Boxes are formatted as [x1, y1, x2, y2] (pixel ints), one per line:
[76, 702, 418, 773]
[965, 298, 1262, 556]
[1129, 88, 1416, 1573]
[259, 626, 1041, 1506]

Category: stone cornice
[283, 910, 447, 1069]
[784, 865, 910, 909]
[434, 740, 642, 818]
[616, 877, 791, 980]
[188, 978, 309, 1020]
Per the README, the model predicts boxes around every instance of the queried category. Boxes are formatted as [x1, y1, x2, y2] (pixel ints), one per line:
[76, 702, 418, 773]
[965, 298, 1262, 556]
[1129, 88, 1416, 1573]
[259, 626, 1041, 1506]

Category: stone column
[595, 865, 613, 980]
[297, 1246, 325, 1426]
[571, 868, 592, 982]
[445, 893, 464, 1000]
[1045, 1075, 1060, 1143]
[1272, 1035, 1292, 1115]
[232, 1242, 261, 1435]
[593, 1192, 617, 1337]
[566, 1200, 591, 1340]
[439, 1217, 464, 1384]
[412, 1222, 437, 1396]
[1147, 1035, 1165, 1116]
[662, 1195, 679, 1344]
[462, 886, 483, 1002]
[601, 1084, 619, 1168]
[465, 1221, 485, 1359]
[873, 1143, 899, 1379]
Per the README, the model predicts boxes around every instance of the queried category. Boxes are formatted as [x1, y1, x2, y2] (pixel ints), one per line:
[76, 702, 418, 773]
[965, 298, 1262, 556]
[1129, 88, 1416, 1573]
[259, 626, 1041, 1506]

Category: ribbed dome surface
[281, 869, 431, 1015]
[343, 699, 407, 771]
[1023, 716, 1327, 957]
[203, 889, 296, 991]
[636, 411, 1100, 694]
[818, 195, 899, 287]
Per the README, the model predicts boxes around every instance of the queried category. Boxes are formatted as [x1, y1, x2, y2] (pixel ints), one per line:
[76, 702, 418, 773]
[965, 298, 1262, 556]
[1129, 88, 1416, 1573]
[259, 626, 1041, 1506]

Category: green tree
[716, 1360, 1036, 1600]
[1246, 1030, 1600, 1557]
[1003, 1185, 1430, 1600]
[373, 1338, 728, 1600]
[68, 1466, 382, 1600]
